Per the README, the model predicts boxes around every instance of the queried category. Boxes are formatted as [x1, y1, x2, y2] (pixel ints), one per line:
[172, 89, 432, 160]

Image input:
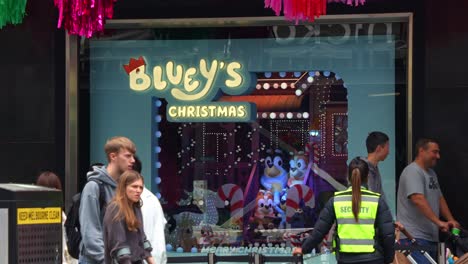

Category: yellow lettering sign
[125, 57, 251, 103]
[124, 57, 256, 122]
[128, 66, 151, 91]
[17, 207, 62, 225]
[171, 59, 218, 101]
[153, 66, 167, 90]
[225, 62, 243, 87]
[167, 103, 253, 122]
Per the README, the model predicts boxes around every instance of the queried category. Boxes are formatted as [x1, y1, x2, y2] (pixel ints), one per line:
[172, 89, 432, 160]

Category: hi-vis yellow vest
[333, 187, 380, 253]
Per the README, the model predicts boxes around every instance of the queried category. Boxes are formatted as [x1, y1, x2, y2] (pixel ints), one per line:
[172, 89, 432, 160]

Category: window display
[81, 17, 410, 261]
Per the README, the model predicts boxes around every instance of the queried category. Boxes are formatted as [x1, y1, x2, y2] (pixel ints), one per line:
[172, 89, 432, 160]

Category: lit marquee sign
[123, 56, 257, 122]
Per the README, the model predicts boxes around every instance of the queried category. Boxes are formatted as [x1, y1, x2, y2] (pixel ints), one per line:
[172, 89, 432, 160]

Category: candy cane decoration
[285, 184, 315, 222]
[305, 142, 311, 157]
[305, 142, 320, 165]
[313, 143, 320, 164]
[217, 184, 244, 220]
[289, 233, 304, 248]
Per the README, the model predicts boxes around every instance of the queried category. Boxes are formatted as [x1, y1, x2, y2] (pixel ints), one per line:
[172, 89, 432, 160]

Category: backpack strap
[88, 178, 106, 211]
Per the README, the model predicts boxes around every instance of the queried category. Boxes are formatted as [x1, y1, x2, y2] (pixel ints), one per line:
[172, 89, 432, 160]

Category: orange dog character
[251, 190, 276, 229]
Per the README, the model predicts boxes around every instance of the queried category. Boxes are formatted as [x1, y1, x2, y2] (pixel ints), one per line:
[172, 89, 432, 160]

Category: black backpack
[64, 179, 106, 259]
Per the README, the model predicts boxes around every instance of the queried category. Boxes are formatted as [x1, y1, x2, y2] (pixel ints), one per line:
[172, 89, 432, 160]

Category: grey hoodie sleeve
[79, 181, 105, 263]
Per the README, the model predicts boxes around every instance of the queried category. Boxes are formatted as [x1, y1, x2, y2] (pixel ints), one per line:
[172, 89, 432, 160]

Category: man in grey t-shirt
[397, 138, 459, 263]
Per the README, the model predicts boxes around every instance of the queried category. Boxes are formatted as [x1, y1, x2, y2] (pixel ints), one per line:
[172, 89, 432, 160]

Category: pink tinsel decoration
[265, 0, 327, 23]
[265, 0, 366, 23]
[265, 0, 283, 16]
[54, 0, 116, 38]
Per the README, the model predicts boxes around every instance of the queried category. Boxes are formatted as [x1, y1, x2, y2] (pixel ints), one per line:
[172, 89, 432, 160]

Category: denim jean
[399, 238, 438, 264]
[78, 255, 103, 264]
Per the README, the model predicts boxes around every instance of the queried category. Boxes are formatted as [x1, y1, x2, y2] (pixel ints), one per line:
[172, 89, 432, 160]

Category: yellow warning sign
[17, 207, 61, 225]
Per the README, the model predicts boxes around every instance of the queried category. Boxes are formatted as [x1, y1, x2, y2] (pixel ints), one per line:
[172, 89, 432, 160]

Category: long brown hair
[111, 170, 144, 231]
[347, 157, 369, 222]
[36, 171, 62, 190]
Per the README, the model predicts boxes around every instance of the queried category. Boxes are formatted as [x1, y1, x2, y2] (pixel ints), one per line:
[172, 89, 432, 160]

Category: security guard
[299, 157, 395, 264]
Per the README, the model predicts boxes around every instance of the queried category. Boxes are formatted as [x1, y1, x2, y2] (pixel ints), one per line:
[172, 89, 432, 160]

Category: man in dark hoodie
[78, 136, 136, 264]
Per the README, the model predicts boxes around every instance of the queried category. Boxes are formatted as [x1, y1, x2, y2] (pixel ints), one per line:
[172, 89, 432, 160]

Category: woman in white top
[133, 156, 168, 264]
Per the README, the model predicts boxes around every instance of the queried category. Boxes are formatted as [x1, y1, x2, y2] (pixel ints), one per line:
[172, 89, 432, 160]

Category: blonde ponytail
[351, 168, 362, 222]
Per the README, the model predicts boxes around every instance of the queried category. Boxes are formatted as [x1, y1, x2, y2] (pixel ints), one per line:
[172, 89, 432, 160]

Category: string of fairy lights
[167, 70, 346, 189]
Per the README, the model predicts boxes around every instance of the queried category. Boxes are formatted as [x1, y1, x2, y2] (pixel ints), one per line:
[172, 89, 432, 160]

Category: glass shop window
[80, 19, 409, 255]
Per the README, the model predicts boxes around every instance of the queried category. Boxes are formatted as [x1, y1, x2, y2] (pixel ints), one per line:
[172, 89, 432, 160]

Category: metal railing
[168, 252, 304, 264]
